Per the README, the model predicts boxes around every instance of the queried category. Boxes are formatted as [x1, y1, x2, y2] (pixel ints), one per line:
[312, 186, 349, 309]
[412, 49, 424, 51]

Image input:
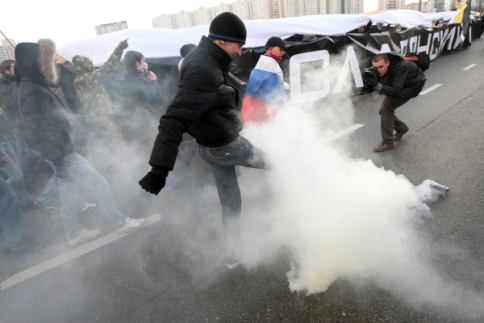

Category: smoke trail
[237, 106, 483, 320]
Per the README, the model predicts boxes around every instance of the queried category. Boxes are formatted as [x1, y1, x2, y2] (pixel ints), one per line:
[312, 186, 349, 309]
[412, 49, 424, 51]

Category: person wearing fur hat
[13, 38, 145, 247]
[139, 12, 269, 269]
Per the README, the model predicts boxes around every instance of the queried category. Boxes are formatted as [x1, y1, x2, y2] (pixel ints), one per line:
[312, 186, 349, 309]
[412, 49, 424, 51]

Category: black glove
[139, 172, 167, 195]
[53, 156, 68, 179]
[364, 70, 378, 88]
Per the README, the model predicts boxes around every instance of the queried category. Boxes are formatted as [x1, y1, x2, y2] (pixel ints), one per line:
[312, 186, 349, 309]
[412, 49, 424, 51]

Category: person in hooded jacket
[117, 50, 165, 144]
[71, 40, 128, 138]
[139, 12, 269, 269]
[363, 52, 426, 152]
[12, 38, 145, 247]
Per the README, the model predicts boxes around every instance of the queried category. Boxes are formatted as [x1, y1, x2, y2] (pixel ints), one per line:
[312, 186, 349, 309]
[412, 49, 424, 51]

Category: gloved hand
[139, 172, 166, 195]
[53, 156, 68, 179]
[364, 69, 378, 88]
[118, 39, 129, 50]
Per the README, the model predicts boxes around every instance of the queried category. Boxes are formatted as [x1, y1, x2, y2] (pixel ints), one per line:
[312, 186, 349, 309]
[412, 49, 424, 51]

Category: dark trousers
[198, 136, 268, 256]
[379, 97, 410, 144]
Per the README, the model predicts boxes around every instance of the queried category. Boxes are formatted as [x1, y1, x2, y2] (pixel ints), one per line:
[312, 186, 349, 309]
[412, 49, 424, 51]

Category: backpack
[404, 52, 430, 71]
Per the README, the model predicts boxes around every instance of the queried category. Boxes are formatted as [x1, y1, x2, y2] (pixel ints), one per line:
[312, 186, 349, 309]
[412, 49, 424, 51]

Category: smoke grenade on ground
[238, 107, 483, 320]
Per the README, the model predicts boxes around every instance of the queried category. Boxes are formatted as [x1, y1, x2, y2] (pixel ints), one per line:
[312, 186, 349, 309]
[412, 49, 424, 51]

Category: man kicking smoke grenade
[139, 12, 269, 268]
[363, 52, 426, 152]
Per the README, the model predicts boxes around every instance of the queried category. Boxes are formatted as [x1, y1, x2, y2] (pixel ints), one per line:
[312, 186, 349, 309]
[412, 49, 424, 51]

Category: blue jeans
[56, 152, 126, 240]
[0, 176, 31, 251]
[15, 139, 44, 177]
[197, 136, 268, 254]
[36, 168, 87, 211]
[35, 174, 58, 208]
[0, 142, 30, 207]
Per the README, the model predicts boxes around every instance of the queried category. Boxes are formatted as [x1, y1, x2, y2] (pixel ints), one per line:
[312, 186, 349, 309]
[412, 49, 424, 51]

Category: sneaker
[68, 229, 101, 247]
[79, 202, 97, 213]
[223, 256, 240, 270]
[117, 217, 146, 234]
[373, 142, 394, 152]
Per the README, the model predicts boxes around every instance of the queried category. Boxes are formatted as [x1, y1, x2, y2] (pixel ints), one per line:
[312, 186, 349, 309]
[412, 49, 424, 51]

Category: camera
[363, 66, 378, 78]
[361, 66, 379, 93]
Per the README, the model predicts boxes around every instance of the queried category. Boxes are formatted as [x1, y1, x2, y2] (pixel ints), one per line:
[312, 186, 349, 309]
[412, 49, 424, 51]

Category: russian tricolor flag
[241, 55, 287, 124]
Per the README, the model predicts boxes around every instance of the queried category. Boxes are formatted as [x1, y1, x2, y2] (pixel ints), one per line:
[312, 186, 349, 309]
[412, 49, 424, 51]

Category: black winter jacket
[12, 40, 74, 163]
[123, 72, 165, 116]
[149, 36, 243, 172]
[377, 53, 427, 99]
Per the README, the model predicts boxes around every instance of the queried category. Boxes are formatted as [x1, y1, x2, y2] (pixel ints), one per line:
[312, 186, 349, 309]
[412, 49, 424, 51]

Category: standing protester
[0, 60, 16, 118]
[122, 50, 164, 114]
[57, 56, 84, 114]
[72, 40, 128, 138]
[363, 53, 426, 152]
[118, 50, 165, 143]
[13, 38, 145, 247]
[241, 36, 289, 124]
[139, 12, 269, 268]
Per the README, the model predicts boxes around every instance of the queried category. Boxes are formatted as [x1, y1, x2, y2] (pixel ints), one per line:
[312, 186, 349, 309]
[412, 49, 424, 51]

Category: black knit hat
[208, 12, 246, 44]
[179, 43, 196, 57]
[266, 36, 288, 49]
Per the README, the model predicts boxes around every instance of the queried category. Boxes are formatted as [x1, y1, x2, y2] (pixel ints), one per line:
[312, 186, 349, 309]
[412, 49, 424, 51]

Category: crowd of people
[0, 13, 293, 269]
[0, 36, 169, 251]
[1, 11, 430, 271]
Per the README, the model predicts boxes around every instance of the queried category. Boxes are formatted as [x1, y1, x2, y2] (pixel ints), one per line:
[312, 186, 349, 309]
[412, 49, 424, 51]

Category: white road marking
[324, 123, 364, 143]
[1, 213, 161, 291]
[1, 124, 365, 291]
[463, 64, 476, 71]
[419, 84, 442, 95]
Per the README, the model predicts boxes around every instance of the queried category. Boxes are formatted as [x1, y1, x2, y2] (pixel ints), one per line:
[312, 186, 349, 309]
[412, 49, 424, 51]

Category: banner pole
[0, 30, 15, 48]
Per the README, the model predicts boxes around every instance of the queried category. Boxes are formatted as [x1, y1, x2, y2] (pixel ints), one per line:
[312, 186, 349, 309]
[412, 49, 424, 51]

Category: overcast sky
[2, 0, 383, 47]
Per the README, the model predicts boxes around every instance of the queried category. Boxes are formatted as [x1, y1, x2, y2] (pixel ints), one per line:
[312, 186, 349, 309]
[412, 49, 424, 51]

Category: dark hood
[14, 38, 58, 86]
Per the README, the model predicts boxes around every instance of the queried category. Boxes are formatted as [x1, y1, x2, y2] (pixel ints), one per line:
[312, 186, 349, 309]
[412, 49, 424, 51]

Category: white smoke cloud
[235, 105, 483, 320]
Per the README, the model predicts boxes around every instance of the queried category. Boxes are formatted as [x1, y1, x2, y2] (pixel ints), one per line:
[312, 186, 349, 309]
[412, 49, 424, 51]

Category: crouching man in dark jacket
[139, 12, 269, 269]
[364, 53, 426, 152]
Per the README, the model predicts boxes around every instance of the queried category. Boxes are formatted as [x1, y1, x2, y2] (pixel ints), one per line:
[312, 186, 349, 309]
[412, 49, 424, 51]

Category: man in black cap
[241, 36, 289, 123]
[139, 12, 269, 269]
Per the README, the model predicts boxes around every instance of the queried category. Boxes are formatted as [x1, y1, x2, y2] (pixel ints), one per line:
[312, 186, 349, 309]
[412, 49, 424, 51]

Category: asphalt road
[0, 38, 483, 322]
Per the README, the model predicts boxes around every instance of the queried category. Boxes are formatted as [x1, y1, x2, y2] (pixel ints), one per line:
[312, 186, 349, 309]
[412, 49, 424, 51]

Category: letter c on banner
[290, 50, 330, 103]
